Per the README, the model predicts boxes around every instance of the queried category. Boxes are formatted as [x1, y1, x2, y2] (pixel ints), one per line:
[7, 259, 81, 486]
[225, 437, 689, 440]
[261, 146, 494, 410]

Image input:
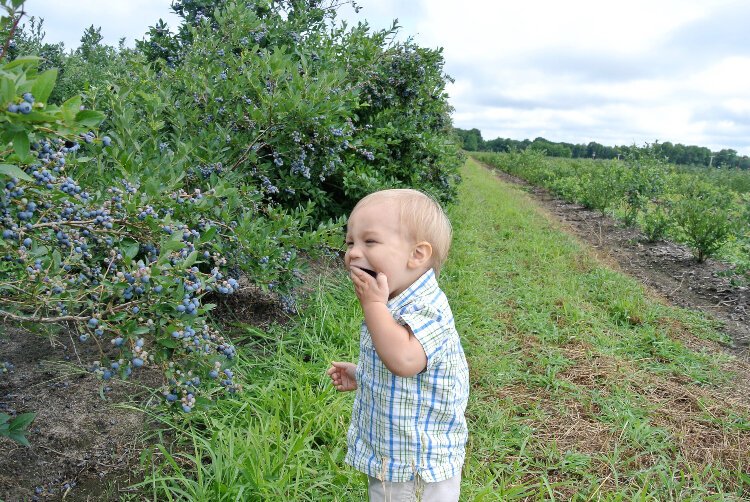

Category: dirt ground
[0, 323, 162, 501]
[485, 162, 750, 358]
[0, 288, 286, 502]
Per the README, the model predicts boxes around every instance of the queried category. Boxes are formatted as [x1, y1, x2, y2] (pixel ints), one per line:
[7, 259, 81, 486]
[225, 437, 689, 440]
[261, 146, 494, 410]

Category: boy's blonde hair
[352, 189, 452, 275]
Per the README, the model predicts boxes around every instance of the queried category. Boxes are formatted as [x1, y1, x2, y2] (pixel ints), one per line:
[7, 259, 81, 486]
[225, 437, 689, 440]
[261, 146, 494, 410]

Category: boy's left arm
[351, 268, 427, 377]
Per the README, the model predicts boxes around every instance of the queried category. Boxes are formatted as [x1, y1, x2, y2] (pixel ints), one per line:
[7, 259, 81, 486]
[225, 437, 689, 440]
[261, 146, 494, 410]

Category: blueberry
[23, 237, 32, 247]
[18, 101, 32, 114]
[101, 136, 111, 147]
[22, 92, 34, 104]
[88, 318, 99, 327]
[132, 357, 144, 367]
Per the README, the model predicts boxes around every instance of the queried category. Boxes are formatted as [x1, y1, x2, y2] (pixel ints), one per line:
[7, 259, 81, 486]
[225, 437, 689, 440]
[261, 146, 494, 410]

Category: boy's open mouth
[353, 266, 378, 278]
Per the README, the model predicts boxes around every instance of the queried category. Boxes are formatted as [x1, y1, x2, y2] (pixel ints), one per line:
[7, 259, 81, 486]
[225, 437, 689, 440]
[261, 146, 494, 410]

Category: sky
[25, 0, 750, 155]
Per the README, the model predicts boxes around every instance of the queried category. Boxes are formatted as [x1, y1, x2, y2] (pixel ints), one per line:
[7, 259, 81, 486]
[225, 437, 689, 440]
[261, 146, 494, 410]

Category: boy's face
[345, 200, 422, 299]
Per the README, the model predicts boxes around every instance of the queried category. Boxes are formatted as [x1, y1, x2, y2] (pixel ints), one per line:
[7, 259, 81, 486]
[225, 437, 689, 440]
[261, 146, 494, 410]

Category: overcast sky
[26, 0, 750, 155]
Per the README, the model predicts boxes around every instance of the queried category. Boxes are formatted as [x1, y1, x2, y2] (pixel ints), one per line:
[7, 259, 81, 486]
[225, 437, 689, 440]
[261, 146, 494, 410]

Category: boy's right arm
[327, 361, 357, 391]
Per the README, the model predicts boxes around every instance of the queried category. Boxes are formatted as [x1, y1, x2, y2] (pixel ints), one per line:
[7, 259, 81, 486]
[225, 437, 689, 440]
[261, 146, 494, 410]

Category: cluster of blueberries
[164, 325, 238, 412]
[195, 162, 224, 179]
[6, 92, 35, 114]
[1, 138, 251, 412]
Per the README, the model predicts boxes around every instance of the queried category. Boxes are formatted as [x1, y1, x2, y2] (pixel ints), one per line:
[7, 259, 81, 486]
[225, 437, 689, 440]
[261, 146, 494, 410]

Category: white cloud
[20, 0, 750, 154]
[24, 1, 180, 49]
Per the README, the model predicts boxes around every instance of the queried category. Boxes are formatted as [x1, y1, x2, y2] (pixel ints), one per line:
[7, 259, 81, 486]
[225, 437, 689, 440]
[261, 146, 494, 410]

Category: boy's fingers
[376, 272, 387, 288]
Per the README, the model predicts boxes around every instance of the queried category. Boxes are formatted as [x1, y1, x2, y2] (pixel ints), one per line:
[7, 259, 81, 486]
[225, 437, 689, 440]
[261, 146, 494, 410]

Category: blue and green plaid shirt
[345, 269, 470, 482]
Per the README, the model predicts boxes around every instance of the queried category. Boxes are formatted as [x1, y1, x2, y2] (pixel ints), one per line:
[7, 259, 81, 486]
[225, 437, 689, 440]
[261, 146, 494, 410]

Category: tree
[453, 127, 483, 151]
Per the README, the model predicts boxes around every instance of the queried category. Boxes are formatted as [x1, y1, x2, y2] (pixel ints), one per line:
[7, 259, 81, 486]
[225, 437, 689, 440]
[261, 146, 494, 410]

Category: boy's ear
[409, 241, 433, 269]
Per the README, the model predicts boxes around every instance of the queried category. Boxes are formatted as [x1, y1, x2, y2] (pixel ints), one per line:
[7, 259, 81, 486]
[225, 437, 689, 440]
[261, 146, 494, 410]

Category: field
[4, 158, 750, 500]
[473, 150, 750, 277]
[2, 1, 750, 499]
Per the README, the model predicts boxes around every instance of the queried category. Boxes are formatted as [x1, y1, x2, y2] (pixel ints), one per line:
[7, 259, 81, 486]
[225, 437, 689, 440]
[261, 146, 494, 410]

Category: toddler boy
[327, 188, 469, 501]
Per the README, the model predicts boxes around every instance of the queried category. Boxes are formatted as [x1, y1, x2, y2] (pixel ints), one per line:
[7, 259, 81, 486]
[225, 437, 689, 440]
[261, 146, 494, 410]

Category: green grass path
[138, 158, 750, 501]
[447, 158, 749, 500]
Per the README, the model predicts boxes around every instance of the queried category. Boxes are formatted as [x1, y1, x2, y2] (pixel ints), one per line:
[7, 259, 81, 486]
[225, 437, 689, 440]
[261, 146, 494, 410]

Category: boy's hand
[327, 361, 357, 392]
[350, 266, 389, 305]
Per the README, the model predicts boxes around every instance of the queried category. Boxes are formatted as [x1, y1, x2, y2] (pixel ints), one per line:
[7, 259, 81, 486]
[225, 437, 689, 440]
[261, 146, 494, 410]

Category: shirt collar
[387, 269, 437, 310]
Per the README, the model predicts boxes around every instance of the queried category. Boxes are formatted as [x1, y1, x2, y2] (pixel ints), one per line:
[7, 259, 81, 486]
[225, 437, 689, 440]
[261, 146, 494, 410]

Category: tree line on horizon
[454, 127, 750, 170]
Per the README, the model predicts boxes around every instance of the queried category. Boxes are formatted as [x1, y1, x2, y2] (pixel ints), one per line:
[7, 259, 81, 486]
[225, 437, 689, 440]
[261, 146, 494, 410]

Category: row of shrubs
[474, 149, 750, 270]
[0, 0, 463, 438]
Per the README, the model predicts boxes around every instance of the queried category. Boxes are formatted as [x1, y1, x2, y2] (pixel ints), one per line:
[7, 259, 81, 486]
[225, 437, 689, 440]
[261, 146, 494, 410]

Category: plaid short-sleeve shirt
[345, 269, 470, 483]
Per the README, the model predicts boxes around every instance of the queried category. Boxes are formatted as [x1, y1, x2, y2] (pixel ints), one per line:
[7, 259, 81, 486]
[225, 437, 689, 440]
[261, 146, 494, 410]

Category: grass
[134, 158, 750, 500]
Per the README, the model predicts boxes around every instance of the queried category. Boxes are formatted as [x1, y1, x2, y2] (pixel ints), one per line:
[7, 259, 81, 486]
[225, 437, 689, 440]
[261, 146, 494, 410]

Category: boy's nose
[346, 245, 362, 259]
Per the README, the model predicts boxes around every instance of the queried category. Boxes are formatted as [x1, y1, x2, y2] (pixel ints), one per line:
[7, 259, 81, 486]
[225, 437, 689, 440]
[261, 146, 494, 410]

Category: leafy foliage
[670, 180, 735, 262]
[475, 147, 747, 264]
[0, 0, 462, 421]
[0, 411, 35, 446]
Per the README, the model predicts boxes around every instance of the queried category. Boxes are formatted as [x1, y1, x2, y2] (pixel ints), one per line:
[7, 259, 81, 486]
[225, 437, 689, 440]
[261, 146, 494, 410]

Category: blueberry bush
[0, 53, 246, 414]
[475, 147, 747, 265]
[1, 0, 463, 424]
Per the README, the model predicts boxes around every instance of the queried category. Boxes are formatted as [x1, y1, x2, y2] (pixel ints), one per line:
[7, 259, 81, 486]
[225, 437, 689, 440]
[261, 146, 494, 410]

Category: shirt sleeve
[393, 302, 447, 371]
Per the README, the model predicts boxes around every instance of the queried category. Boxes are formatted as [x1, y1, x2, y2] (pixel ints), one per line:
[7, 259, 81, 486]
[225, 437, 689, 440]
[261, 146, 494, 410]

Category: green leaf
[157, 338, 178, 348]
[0, 76, 15, 105]
[8, 432, 31, 447]
[12, 131, 29, 160]
[199, 226, 217, 243]
[74, 110, 105, 128]
[30, 68, 57, 104]
[3, 56, 40, 70]
[0, 412, 35, 447]
[8, 412, 35, 432]
[160, 234, 185, 254]
[120, 239, 140, 260]
[182, 250, 199, 269]
[61, 95, 82, 123]
[0, 163, 32, 181]
[30, 245, 48, 257]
